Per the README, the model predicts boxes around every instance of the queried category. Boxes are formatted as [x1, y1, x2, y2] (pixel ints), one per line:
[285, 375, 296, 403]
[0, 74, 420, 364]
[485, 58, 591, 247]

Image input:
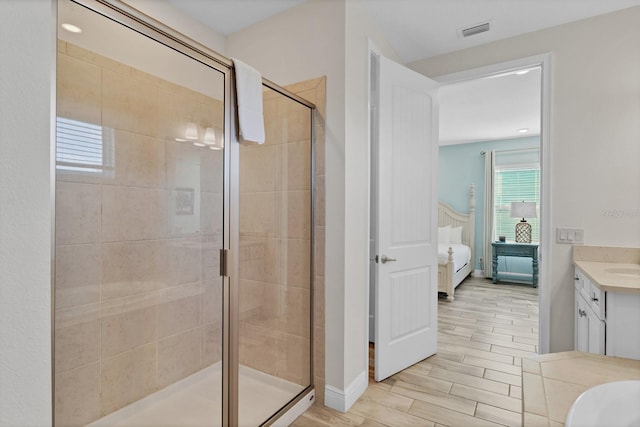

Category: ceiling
[165, 0, 640, 144]
[165, 0, 307, 36]
[439, 67, 541, 145]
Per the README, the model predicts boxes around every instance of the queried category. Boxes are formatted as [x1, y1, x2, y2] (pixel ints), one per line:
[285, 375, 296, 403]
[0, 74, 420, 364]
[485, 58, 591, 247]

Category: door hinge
[220, 248, 229, 277]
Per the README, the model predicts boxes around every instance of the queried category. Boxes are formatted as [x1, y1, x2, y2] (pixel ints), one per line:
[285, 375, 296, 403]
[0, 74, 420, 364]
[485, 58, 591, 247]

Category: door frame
[433, 53, 552, 354]
[365, 40, 381, 373]
[366, 51, 552, 368]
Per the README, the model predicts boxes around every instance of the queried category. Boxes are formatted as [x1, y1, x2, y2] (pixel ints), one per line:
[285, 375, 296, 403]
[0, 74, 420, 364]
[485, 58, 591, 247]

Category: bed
[438, 184, 475, 301]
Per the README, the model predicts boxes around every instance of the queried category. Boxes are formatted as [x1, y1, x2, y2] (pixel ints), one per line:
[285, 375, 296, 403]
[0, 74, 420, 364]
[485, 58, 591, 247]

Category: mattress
[438, 244, 471, 273]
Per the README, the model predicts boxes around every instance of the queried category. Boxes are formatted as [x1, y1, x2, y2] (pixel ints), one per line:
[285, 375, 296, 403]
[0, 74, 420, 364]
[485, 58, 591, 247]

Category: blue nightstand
[491, 241, 539, 287]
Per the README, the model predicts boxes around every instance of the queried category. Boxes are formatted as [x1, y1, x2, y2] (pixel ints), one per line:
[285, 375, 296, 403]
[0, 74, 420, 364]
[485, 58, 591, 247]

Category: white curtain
[483, 150, 495, 278]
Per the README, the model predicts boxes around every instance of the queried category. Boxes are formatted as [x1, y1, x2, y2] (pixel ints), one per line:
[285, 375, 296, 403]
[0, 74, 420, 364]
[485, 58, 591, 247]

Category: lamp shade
[510, 201, 537, 219]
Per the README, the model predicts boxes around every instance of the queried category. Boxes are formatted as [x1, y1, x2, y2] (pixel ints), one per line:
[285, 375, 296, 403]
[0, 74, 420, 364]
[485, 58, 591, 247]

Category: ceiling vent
[459, 21, 491, 38]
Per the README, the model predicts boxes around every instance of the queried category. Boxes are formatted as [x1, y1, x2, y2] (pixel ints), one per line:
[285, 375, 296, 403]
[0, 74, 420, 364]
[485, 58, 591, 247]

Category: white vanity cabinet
[574, 269, 605, 354]
[574, 266, 640, 360]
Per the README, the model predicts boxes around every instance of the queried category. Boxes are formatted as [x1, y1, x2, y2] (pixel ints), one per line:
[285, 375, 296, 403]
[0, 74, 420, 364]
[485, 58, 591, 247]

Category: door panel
[374, 54, 439, 381]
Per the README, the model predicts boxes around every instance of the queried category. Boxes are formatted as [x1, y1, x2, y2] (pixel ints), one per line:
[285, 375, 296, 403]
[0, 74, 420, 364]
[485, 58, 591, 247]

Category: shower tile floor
[88, 363, 304, 427]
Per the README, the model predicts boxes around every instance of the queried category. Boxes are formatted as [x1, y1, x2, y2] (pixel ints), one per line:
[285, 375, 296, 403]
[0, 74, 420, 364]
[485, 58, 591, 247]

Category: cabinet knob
[578, 309, 587, 317]
[574, 277, 579, 281]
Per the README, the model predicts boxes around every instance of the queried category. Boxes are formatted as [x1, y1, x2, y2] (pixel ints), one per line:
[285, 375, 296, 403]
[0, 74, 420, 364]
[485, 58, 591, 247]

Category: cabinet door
[575, 289, 605, 355]
[575, 290, 590, 352]
[585, 304, 605, 354]
[606, 292, 640, 359]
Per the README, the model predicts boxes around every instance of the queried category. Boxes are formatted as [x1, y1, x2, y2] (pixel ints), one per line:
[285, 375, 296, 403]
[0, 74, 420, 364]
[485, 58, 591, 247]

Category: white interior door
[374, 53, 439, 381]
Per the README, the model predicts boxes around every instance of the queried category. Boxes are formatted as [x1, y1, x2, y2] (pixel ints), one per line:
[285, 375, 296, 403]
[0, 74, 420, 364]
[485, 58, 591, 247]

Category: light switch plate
[556, 227, 584, 244]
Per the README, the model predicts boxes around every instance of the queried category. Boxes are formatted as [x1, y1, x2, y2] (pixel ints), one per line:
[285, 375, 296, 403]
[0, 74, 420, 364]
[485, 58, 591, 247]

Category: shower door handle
[380, 255, 396, 264]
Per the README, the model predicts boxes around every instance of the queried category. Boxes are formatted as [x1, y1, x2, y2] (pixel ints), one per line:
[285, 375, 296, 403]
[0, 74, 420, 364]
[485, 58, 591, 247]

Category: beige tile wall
[55, 41, 224, 426]
[237, 77, 326, 402]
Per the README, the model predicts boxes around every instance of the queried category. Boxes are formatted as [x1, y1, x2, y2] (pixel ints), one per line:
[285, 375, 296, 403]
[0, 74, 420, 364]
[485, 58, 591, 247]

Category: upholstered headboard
[438, 184, 475, 257]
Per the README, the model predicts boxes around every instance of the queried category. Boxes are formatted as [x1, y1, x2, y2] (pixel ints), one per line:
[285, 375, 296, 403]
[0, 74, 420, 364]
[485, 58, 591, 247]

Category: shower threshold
[88, 363, 307, 426]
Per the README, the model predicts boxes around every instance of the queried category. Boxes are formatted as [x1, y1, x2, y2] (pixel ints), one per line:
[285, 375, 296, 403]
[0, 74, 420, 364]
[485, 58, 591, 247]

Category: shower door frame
[52, 1, 316, 426]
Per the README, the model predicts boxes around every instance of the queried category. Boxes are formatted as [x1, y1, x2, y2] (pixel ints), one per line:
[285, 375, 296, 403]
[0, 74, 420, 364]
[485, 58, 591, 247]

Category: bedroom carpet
[292, 276, 539, 427]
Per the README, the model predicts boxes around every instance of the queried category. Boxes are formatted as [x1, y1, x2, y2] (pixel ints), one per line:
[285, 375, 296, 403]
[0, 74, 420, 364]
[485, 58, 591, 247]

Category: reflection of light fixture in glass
[203, 127, 216, 145]
[206, 127, 224, 150]
[518, 128, 529, 134]
[62, 23, 82, 33]
[211, 139, 224, 151]
[185, 122, 199, 140]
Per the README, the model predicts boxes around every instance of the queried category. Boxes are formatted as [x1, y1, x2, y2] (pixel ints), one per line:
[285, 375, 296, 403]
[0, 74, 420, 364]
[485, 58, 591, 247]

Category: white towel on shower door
[231, 58, 265, 144]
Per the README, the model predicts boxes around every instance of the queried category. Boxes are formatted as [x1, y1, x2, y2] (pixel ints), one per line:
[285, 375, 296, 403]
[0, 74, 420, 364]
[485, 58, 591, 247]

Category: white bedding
[438, 244, 471, 273]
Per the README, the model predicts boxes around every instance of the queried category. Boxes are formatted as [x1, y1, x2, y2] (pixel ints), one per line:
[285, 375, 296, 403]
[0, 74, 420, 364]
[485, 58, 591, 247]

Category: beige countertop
[574, 260, 640, 293]
[522, 351, 640, 426]
[573, 245, 640, 294]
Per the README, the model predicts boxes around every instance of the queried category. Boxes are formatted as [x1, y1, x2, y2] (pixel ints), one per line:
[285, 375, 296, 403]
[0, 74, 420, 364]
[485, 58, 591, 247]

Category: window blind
[494, 166, 540, 242]
[56, 117, 112, 174]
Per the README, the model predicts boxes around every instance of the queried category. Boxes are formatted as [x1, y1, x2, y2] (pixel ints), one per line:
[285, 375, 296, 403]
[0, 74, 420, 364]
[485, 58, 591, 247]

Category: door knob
[380, 255, 397, 264]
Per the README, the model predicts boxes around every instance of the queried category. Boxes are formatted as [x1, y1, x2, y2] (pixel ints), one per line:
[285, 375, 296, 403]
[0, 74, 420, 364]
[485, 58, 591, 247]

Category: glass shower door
[54, 1, 227, 425]
[236, 85, 313, 425]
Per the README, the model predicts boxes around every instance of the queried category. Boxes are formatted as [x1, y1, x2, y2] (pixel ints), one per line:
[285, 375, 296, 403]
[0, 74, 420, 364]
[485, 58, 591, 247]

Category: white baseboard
[324, 370, 368, 413]
[473, 269, 485, 278]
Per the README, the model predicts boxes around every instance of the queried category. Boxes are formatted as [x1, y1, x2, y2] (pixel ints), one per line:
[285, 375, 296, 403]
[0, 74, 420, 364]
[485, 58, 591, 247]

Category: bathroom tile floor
[292, 276, 539, 427]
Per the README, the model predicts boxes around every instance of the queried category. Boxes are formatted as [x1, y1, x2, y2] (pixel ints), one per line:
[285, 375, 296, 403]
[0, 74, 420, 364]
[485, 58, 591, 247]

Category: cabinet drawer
[495, 246, 533, 257]
[574, 269, 590, 300]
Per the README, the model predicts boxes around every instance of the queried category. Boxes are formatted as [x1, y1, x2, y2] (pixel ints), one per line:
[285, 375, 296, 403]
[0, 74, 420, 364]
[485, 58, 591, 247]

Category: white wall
[410, 6, 640, 352]
[0, 0, 54, 425]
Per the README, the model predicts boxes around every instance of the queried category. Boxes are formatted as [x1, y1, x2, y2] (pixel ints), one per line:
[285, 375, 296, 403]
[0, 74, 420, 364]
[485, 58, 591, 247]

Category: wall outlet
[556, 227, 584, 244]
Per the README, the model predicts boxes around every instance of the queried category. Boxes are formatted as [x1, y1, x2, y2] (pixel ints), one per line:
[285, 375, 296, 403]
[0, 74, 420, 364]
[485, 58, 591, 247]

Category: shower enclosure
[53, 1, 314, 425]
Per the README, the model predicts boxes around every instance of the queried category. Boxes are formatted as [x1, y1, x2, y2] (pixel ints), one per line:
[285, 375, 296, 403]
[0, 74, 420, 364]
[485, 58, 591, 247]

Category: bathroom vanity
[573, 246, 640, 360]
[521, 246, 640, 426]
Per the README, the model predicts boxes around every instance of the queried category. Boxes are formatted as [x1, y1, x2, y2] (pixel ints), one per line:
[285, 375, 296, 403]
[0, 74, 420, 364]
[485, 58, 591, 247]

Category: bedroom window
[494, 165, 540, 242]
[56, 117, 114, 176]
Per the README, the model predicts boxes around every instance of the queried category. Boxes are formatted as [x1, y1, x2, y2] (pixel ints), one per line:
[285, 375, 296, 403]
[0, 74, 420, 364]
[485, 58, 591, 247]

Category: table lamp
[511, 201, 536, 243]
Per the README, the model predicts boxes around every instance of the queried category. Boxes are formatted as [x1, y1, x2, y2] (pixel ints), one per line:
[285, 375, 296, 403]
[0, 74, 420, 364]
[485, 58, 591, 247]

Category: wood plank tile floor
[292, 277, 539, 427]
